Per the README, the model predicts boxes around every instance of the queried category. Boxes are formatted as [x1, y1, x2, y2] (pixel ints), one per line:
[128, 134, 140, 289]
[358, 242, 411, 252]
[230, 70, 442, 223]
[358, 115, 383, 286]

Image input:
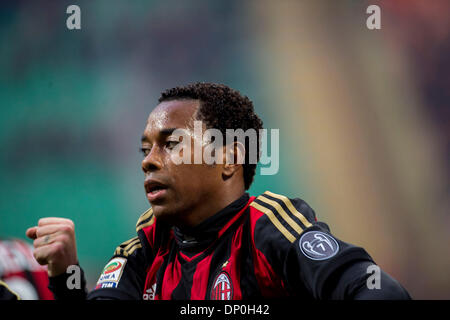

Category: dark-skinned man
[26, 83, 411, 300]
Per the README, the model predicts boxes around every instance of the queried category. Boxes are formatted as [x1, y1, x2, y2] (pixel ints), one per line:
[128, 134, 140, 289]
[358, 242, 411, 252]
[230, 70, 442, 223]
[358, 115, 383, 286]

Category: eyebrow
[141, 128, 178, 142]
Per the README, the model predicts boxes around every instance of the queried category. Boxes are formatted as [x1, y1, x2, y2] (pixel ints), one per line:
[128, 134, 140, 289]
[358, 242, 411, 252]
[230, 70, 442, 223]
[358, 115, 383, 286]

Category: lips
[144, 179, 169, 202]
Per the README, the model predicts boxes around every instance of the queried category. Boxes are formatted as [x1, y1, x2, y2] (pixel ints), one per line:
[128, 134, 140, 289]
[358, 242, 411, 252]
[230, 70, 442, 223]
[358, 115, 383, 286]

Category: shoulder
[249, 190, 318, 244]
[113, 207, 155, 258]
[247, 191, 321, 272]
[89, 208, 155, 299]
[135, 207, 155, 232]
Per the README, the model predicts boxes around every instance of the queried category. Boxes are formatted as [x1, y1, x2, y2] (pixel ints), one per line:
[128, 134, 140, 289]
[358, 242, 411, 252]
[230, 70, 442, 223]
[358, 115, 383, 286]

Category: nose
[142, 146, 163, 173]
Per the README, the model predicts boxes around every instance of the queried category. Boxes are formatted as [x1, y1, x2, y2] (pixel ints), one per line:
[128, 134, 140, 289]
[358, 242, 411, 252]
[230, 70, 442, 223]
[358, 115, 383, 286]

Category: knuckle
[38, 218, 48, 226]
[64, 223, 74, 232]
[66, 222, 75, 233]
[59, 225, 71, 233]
[67, 220, 75, 229]
[33, 251, 46, 265]
[57, 233, 69, 244]
[52, 242, 63, 252]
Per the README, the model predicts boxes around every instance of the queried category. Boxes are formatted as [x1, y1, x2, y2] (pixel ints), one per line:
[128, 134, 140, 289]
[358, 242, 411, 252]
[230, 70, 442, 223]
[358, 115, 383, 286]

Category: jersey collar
[173, 193, 250, 253]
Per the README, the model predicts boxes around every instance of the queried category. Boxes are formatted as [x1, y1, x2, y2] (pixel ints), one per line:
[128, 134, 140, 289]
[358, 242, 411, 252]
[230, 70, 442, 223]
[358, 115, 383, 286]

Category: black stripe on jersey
[171, 256, 197, 300]
[260, 191, 315, 230]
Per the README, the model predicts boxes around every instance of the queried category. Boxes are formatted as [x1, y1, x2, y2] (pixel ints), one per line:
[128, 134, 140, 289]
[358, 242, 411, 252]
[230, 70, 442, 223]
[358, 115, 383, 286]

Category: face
[140, 99, 225, 226]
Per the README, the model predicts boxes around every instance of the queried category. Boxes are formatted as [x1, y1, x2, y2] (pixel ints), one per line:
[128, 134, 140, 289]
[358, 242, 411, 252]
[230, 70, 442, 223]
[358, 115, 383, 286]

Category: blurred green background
[1, 0, 449, 298]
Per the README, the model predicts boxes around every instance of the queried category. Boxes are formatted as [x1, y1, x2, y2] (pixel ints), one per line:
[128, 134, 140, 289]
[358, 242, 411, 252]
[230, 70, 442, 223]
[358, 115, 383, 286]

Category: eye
[165, 140, 179, 150]
[140, 147, 151, 157]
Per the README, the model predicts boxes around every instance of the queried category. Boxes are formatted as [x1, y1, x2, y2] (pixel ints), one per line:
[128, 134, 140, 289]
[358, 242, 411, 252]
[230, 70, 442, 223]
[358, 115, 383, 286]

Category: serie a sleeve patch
[95, 257, 127, 289]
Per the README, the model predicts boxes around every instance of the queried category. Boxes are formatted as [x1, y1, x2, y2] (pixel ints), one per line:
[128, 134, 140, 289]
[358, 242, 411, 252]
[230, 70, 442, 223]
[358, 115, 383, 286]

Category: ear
[222, 141, 245, 178]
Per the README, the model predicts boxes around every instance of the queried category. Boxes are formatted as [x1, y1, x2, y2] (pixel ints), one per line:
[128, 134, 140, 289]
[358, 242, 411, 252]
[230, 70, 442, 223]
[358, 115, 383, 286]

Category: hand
[26, 217, 78, 277]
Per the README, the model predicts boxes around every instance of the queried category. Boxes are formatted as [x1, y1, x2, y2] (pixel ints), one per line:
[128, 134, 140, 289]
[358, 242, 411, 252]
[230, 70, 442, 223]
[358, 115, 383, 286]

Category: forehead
[144, 99, 200, 135]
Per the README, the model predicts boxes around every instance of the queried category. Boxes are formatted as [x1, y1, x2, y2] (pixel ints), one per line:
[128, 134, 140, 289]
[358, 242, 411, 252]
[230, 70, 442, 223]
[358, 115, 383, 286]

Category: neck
[181, 185, 245, 228]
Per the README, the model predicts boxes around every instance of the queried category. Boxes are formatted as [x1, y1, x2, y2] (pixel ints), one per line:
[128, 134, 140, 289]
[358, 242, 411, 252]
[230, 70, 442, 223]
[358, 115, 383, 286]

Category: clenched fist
[26, 218, 78, 277]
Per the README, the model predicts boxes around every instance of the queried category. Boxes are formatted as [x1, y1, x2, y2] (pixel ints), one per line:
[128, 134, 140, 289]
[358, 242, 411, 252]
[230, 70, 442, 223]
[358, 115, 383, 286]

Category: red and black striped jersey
[88, 191, 378, 300]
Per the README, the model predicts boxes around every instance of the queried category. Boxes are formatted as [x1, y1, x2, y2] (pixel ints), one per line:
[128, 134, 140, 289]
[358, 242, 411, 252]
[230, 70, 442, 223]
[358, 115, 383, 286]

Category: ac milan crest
[210, 271, 233, 300]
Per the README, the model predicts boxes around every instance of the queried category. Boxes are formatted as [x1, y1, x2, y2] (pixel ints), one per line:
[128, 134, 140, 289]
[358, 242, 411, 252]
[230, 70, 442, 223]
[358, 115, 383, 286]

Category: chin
[151, 204, 180, 225]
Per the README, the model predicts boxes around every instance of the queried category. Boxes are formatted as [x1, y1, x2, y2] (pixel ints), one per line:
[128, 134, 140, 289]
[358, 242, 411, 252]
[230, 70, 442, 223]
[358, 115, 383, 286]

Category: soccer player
[26, 83, 411, 300]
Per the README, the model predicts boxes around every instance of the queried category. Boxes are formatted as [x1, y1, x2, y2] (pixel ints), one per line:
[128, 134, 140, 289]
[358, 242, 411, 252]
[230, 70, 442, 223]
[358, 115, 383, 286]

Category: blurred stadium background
[0, 0, 449, 299]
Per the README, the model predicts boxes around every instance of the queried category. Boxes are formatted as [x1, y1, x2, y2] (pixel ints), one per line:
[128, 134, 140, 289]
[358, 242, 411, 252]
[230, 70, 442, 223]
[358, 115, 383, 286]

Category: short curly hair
[159, 82, 263, 190]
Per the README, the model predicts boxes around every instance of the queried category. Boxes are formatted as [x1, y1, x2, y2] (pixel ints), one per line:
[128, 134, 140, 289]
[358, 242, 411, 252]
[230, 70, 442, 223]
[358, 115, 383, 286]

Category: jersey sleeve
[88, 208, 155, 300]
[251, 191, 375, 299]
[283, 221, 375, 299]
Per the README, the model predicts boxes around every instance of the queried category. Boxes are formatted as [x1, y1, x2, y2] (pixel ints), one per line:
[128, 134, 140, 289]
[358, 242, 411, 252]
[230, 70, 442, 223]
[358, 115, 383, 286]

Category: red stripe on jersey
[190, 254, 213, 299]
[218, 196, 255, 238]
[249, 206, 288, 298]
[144, 246, 169, 300]
[160, 254, 182, 300]
[178, 247, 205, 263]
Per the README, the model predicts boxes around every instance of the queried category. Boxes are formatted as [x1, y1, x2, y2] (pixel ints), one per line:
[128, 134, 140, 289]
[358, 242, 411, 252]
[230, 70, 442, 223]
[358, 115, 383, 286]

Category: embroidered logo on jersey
[211, 271, 233, 300]
[95, 257, 127, 289]
[299, 231, 339, 260]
